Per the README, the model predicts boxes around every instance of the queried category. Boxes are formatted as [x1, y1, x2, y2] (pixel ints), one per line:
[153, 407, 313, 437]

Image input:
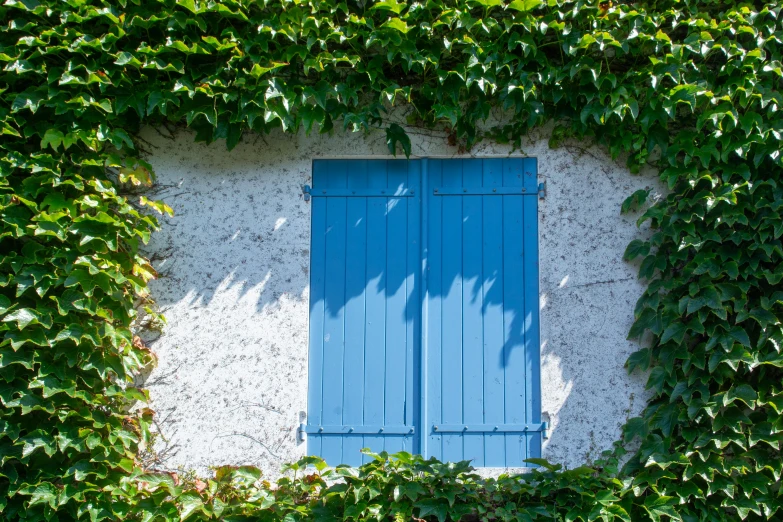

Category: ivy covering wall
[0, 0, 781, 520]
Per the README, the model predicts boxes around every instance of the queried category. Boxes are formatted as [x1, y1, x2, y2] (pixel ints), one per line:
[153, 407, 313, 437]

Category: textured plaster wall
[140, 123, 663, 478]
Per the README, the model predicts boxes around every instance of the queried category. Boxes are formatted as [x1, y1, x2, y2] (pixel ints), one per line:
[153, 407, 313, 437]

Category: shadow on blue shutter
[306, 160, 421, 466]
[424, 158, 542, 467]
[306, 158, 542, 468]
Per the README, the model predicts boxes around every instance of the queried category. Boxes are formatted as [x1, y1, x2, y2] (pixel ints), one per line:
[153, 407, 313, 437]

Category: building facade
[140, 123, 661, 477]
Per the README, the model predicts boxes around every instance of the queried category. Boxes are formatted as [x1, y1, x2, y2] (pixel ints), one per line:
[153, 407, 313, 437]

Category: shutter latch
[302, 185, 312, 202]
[538, 181, 546, 199]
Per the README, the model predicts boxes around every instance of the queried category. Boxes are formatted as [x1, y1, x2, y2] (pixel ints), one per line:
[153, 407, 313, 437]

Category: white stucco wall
[139, 123, 662, 478]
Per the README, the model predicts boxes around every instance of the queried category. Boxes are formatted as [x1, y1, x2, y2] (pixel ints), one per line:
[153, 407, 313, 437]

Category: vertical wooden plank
[523, 157, 542, 461]
[406, 160, 422, 455]
[307, 160, 328, 459]
[425, 160, 443, 461]
[383, 160, 408, 456]
[502, 159, 526, 467]
[482, 159, 506, 467]
[342, 161, 369, 466]
[321, 160, 348, 465]
[440, 160, 464, 464]
[363, 161, 388, 463]
[461, 159, 484, 467]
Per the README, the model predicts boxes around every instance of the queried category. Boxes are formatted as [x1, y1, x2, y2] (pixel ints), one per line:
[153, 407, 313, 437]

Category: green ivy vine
[1, 0, 781, 520]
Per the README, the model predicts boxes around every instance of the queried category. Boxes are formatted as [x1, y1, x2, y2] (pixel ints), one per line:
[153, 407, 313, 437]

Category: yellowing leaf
[370, 0, 406, 14]
[507, 0, 542, 12]
[249, 62, 288, 78]
[382, 18, 410, 33]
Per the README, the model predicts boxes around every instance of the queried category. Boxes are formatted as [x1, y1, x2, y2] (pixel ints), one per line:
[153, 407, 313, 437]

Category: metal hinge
[297, 423, 307, 443]
[302, 185, 312, 202]
[538, 181, 546, 199]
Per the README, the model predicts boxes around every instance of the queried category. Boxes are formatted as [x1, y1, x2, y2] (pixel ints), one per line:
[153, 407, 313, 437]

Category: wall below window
[140, 123, 663, 477]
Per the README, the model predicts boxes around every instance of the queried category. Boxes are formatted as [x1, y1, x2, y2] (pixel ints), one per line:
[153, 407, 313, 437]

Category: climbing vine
[0, 0, 781, 520]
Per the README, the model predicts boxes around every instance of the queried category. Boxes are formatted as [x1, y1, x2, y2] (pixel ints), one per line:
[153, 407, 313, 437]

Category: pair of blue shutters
[305, 158, 542, 467]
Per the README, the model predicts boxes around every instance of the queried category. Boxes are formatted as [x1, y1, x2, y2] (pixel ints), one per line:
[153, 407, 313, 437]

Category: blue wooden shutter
[423, 158, 543, 467]
[307, 157, 541, 467]
[306, 159, 421, 466]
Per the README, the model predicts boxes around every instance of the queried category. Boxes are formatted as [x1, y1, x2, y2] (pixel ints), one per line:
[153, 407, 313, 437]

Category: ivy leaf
[186, 107, 218, 126]
[647, 366, 669, 395]
[147, 91, 170, 116]
[507, 0, 542, 12]
[595, 490, 620, 506]
[728, 326, 750, 348]
[137, 473, 178, 493]
[627, 98, 640, 120]
[523, 458, 559, 470]
[11, 88, 46, 113]
[20, 430, 56, 457]
[115, 51, 142, 67]
[249, 62, 287, 79]
[727, 384, 757, 407]
[0, 295, 12, 315]
[434, 104, 459, 127]
[175, 0, 199, 13]
[742, 308, 777, 328]
[739, 112, 762, 138]
[0, 348, 34, 369]
[621, 189, 649, 213]
[370, 0, 406, 14]
[661, 321, 687, 344]
[386, 123, 411, 157]
[304, 81, 332, 109]
[179, 492, 205, 521]
[116, 92, 146, 117]
[382, 18, 410, 33]
[623, 417, 647, 443]
[2, 308, 41, 330]
[299, 104, 324, 134]
[415, 499, 449, 522]
[651, 403, 680, 437]
[2, 121, 21, 136]
[623, 239, 650, 261]
[40, 129, 65, 151]
[26, 483, 58, 508]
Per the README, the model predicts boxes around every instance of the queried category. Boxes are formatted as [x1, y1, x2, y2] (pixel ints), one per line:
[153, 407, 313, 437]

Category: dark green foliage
[0, 0, 782, 520]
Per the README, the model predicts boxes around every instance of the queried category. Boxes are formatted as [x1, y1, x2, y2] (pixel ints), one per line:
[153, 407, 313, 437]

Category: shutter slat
[384, 160, 410, 455]
[523, 158, 542, 461]
[321, 160, 348, 465]
[440, 159, 464, 463]
[406, 161, 421, 448]
[362, 160, 390, 462]
[482, 158, 506, 467]
[425, 159, 443, 462]
[501, 158, 528, 464]
[342, 160, 369, 466]
[462, 159, 484, 467]
[426, 157, 541, 467]
[307, 161, 328, 459]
